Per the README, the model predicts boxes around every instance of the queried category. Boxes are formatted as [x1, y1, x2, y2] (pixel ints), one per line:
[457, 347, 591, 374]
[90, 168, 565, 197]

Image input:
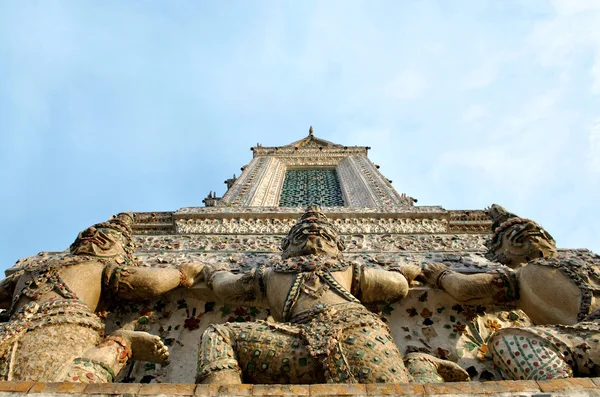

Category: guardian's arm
[107, 262, 204, 301]
[355, 264, 421, 304]
[204, 265, 265, 306]
[422, 263, 519, 304]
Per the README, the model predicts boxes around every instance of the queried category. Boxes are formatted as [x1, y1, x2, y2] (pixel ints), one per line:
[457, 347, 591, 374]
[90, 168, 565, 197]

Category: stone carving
[221, 157, 270, 206]
[175, 205, 446, 215]
[249, 158, 286, 207]
[202, 191, 221, 207]
[422, 204, 600, 380]
[175, 217, 448, 235]
[485, 204, 557, 266]
[196, 206, 468, 384]
[132, 209, 488, 235]
[217, 133, 418, 208]
[134, 233, 489, 253]
[0, 213, 203, 383]
[349, 155, 406, 206]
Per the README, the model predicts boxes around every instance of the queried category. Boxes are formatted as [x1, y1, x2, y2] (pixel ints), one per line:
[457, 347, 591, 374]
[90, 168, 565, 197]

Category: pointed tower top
[250, 126, 369, 155]
[229, 129, 418, 208]
[284, 128, 341, 149]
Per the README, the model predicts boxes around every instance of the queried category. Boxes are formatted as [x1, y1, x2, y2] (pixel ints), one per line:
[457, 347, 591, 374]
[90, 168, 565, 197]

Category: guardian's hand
[179, 262, 205, 287]
[420, 263, 452, 289]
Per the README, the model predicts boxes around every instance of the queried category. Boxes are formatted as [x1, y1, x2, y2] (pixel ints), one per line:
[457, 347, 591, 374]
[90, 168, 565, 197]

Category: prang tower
[134, 130, 491, 239]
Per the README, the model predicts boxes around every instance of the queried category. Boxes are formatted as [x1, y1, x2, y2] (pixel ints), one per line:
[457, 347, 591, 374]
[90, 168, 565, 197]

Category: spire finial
[309, 126, 314, 137]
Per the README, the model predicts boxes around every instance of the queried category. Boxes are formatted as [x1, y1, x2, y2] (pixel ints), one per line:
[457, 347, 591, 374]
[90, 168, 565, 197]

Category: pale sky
[1, 0, 599, 273]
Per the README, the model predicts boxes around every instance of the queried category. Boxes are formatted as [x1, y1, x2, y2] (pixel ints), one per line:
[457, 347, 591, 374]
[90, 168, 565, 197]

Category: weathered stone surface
[134, 233, 489, 253]
[365, 383, 424, 395]
[138, 383, 196, 396]
[252, 385, 309, 396]
[309, 384, 367, 396]
[84, 383, 141, 395]
[174, 206, 445, 216]
[175, 217, 449, 235]
[195, 384, 252, 397]
[0, 214, 203, 384]
[537, 378, 597, 391]
[425, 380, 540, 395]
[0, 382, 34, 392]
[29, 382, 87, 394]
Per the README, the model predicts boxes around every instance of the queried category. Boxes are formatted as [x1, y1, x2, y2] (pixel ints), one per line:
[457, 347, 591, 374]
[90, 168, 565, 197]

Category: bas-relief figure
[196, 206, 469, 384]
[423, 204, 600, 380]
[0, 213, 203, 383]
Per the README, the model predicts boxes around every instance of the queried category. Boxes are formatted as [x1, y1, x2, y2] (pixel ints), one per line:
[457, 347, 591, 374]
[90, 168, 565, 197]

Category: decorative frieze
[449, 210, 491, 222]
[448, 210, 493, 233]
[134, 233, 489, 252]
[174, 205, 445, 216]
[175, 217, 449, 234]
[131, 209, 492, 235]
[448, 224, 492, 233]
[252, 146, 368, 158]
[130, 251, 498, 272]
[131, 212, 175, 234]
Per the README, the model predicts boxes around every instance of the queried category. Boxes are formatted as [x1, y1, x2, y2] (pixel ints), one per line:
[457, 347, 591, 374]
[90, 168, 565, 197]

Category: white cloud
[462, 104, 489, 123]
[589, 121, 600, 174]
[593, 54, 600, 94]
[505, 89, 562, 130]
[433, 145, 554, 197]
[461, 66, 498, 90]
[527, 0, 600, 93]
[552, 0, 600, 15]
[384, 69, 429, 100]
[332, 128, 391, 147]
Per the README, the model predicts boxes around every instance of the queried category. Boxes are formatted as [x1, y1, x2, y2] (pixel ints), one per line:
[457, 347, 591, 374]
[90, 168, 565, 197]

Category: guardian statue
[197, 206, 468, 384]
[0, 213, 203, 382]
[422, 204, 600, 380]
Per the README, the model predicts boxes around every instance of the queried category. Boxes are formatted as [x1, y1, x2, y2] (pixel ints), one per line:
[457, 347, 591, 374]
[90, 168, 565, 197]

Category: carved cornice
[447, 210, 492, 233]
[132, 212, 175, 234]
[130, 209, 492, 235]
[134, 233, 489, 252]
[175, 217, 449, 234]
[174, 205, 445, 217]
[252, 146, 368, 158]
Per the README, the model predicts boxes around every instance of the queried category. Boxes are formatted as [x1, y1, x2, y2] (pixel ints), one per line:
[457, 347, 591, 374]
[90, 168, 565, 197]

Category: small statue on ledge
[0, 213, 204, 383]
[196, 206, 468, 384]
[422, 204, 600, 380]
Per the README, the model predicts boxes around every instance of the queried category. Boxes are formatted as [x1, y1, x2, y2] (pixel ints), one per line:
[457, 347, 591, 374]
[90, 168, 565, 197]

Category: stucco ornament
[422, 204, 600, 381]
[0, 213, 204, 383]
[197, 206, 468, 384]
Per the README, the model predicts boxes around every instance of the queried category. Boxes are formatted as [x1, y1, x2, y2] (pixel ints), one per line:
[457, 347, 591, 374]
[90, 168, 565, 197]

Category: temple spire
[309, 126, 314, 137]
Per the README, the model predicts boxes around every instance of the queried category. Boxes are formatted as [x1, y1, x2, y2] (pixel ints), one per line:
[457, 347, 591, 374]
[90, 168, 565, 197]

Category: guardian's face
[486, 204, 557, 268]
[281, 211, 345, 259]
[489, 222, 557, 268]
[70, 226, 129, 260]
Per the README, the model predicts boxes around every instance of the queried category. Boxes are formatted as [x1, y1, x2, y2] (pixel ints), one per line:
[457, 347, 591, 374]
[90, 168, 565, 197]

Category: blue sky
[1, 0, 599, 273]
